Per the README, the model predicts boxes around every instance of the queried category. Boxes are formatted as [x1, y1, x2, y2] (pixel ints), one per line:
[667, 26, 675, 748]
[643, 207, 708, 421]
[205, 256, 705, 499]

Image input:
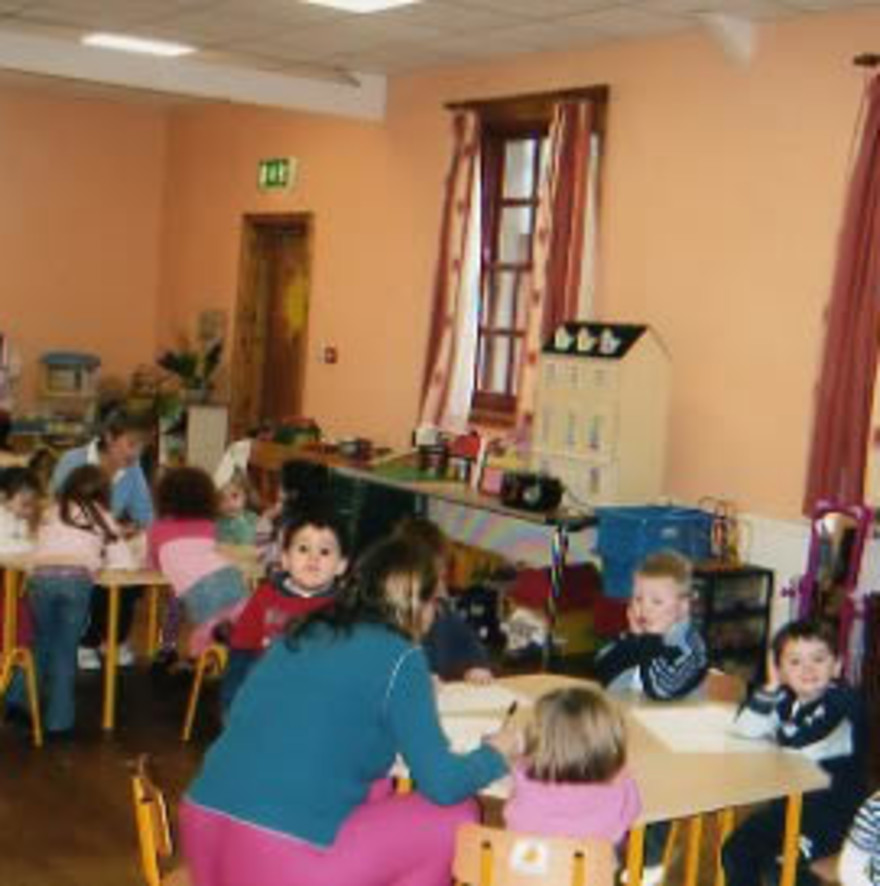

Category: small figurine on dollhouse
[531, 322, 670, 506]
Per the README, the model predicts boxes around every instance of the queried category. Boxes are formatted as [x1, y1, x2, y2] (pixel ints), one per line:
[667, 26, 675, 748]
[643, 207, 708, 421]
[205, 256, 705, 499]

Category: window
[458, 87, 607, 426]
[472, 127, 549, 423]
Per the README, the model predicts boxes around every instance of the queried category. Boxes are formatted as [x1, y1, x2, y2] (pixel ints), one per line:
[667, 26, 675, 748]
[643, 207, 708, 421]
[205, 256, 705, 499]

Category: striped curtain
[516, 99, 598, 433]
[419, 111, 482, 431]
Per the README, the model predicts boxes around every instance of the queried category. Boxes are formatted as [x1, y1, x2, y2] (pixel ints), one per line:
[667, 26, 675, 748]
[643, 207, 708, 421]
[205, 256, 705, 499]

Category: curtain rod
[445, 84, 609, 112]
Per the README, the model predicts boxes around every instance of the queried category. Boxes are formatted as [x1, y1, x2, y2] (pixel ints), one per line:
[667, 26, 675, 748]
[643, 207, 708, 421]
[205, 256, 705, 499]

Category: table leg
[145, 585, 160, 658]
[2, 568, 20, 654]
[544, 524, 570, 670]
[102, 585, 120, 732]
[713, 808, 736, 886]
[626, 825, 645, 885]
[684, 815, 703, 886]
[779, 793, 803, 886]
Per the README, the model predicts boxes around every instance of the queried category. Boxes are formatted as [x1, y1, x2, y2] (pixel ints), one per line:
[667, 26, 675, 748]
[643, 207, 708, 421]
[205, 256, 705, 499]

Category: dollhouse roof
[542, 322, 648, 360]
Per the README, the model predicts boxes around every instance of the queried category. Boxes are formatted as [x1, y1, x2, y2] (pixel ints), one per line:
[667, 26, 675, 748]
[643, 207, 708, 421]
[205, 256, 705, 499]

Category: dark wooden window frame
[446, 87, 609, 427]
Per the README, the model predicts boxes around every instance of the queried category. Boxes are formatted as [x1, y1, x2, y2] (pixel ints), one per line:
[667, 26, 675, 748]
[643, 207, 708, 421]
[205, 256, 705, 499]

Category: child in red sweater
[221, 511, 349, 709]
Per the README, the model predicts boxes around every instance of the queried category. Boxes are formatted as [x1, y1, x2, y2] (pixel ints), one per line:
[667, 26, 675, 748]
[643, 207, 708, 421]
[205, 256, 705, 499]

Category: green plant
[157, 339, 223, 392]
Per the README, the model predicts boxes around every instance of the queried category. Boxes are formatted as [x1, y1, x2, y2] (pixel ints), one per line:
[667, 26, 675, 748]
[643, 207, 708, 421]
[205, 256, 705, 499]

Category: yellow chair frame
[0, 647, 43, 747]
[130, 754, 191, 886]
[454, 823, 616, 886]
[181, 644, 228, 742]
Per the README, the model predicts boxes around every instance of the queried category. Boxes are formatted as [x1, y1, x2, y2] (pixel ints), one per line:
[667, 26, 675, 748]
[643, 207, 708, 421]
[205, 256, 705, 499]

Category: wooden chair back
[453, 823, 616, 886]
[130, 755, 191, 886]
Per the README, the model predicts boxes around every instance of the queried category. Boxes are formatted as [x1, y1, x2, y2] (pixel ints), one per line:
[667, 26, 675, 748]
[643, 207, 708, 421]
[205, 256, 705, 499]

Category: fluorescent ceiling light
[82, 33, 196, 57]
[303, 0, 420, 12]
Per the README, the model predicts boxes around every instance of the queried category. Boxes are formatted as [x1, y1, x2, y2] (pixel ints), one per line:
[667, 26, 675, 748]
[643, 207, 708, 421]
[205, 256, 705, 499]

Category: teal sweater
[186, 622, 507, 847]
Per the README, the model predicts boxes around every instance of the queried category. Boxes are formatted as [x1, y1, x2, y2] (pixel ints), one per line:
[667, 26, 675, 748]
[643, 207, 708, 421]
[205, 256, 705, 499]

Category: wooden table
[463, 675, 829, 886]
[0, 545, 262, 732]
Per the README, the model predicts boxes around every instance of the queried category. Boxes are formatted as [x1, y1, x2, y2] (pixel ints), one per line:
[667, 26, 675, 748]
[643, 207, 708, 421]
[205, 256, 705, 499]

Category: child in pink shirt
[504, 685, 641, 844]
[16, 465, 135, 736]
[149, 467, 248, 656]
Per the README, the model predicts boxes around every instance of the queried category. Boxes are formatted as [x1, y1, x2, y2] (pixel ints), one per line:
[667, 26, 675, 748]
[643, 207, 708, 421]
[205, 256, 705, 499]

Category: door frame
[230, 212, 314, 438]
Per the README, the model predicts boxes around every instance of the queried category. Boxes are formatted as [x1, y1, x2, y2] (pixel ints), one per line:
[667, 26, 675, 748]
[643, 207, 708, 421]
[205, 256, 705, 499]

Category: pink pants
[179, 782, 478, 886]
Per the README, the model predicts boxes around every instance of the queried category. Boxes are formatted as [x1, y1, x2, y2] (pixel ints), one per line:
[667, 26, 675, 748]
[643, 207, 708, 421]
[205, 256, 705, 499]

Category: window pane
[492, 271, 515, 329]
[503, 139, 537, 199]
[490, 336, 511, 394]
[498, 206, 533, 264]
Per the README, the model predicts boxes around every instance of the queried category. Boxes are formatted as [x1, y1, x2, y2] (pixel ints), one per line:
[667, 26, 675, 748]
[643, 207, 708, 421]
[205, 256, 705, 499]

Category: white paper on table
[631, 703, 773, 754]
[437, 683, 531, 716]
[390, 714, 514, 799]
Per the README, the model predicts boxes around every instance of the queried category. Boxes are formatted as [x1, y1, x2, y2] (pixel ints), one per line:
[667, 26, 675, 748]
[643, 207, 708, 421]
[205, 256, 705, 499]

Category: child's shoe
[77, 646, 101, 671]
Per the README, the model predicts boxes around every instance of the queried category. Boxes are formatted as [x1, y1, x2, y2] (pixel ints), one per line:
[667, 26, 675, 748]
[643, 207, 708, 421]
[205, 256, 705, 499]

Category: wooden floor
[0, 663, 218, 886]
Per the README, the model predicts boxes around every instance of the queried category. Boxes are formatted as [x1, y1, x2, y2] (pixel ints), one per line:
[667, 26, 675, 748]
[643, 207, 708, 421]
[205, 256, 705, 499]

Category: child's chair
[453, 823, 615, 886]
[0, 567, 42, 747]
[181, 643, 228, 742]
[129, 754, 192, 886]
[0, 646, 42, 747]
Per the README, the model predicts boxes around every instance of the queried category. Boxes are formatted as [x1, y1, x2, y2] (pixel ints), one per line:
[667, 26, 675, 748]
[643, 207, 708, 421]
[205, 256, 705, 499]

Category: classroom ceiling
[0, 0, 872, 81]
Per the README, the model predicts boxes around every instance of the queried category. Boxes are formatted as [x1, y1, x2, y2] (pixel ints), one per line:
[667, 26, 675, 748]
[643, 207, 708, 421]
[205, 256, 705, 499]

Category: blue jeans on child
[29, 570, 93, 732]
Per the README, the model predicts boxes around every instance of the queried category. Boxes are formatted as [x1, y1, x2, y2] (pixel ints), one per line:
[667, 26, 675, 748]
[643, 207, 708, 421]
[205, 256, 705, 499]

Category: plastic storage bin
[596, 505, 713, 598]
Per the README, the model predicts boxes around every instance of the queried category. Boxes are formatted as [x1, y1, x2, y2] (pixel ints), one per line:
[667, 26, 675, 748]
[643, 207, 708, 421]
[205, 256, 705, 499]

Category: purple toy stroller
[792, 501, 872, 675]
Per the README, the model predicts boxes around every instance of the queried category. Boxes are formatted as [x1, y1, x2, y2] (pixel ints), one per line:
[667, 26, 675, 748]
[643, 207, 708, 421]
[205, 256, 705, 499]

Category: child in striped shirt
[594, 550, 708, 700]
[594, 550, 708, 885]
[841, 793, 880, 885]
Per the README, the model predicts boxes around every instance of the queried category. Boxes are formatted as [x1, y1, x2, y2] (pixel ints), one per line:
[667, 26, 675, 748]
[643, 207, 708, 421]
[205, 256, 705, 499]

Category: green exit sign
[258, 157, 296, 191]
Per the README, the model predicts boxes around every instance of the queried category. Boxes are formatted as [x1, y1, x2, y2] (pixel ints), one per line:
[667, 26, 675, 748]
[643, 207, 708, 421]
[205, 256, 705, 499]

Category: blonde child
[594, 550, 708, 700]
[723, 619, 867, 886]
[840, 792, 880, 886]
[0, 466, 41, 552]
[148, 467, 249, 656]
[505, 686, 641, 842]
[216, 469, 259, 546]
[393, 516, 493, 684]
[593, 550, 708, 883]
[13, 465, 134, 737]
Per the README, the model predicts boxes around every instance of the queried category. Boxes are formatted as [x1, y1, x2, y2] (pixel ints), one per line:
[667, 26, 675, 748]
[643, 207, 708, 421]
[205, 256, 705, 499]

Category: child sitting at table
[593, 550, 708, 883]
[594, 550, 708, 700]
[215, 468, 259, 546]
[0, 466, 41, 552]
[220, 509, 349, 709]
[723, 619, 867, 886]
[9, 465, 135, 737]
[255, 459, 332, 567]
[504, 685, 641, 843]
[839, 791, 880, 885]
[392, 516, 493, 684]
[149, 466, 249, 657]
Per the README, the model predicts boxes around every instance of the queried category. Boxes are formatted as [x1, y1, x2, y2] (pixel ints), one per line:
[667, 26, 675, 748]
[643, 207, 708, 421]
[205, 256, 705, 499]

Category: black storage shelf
[693, 562, 774, 684]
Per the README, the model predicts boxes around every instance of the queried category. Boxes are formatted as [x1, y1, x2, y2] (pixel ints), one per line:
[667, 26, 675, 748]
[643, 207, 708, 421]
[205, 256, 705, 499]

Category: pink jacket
[148, 518, 229, 597]
[32, 504, 135, 574]
[504, 765, 641, 843]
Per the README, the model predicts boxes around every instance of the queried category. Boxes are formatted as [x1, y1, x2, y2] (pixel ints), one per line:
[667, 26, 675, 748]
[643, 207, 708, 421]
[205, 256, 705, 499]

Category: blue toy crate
[596, 505, 713, 598]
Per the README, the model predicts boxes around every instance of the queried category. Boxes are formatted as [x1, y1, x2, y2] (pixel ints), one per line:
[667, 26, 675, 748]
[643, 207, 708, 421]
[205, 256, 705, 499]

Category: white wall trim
[0, 30, 387, 121]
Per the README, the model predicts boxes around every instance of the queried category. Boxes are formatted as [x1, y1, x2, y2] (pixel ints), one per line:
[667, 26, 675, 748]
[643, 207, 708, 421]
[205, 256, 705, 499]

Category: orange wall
[157, 9, 879, 519]
[156, 103, 414, 442]
[0, 86, 166, 404]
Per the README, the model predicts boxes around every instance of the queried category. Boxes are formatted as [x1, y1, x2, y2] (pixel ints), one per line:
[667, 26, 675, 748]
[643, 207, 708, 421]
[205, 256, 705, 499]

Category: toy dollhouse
[530, 322, 670, 506]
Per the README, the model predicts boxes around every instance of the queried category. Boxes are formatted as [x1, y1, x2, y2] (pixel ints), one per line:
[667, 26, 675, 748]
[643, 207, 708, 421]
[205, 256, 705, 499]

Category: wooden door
[230, 215, 312, 438]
